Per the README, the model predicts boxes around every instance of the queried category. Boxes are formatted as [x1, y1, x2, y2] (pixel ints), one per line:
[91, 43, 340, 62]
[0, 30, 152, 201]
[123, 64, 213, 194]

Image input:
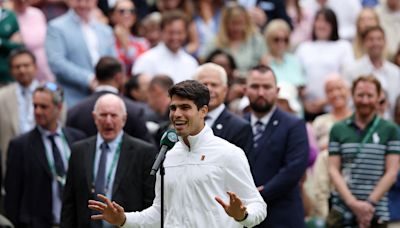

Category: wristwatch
[235, 211, 249, 222]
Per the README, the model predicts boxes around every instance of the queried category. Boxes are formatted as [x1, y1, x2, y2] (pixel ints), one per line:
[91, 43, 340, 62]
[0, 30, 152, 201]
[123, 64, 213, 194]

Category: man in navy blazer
[245, 65, 309, 227]
[5, 83, 86, 228]
[194, 63, 253, 153]
[67, 57, 153, 143]
[45, 0, 116, 106]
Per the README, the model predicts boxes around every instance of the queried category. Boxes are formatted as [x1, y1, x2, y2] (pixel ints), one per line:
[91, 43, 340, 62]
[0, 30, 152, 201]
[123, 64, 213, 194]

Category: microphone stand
[160, 163, 165, 228]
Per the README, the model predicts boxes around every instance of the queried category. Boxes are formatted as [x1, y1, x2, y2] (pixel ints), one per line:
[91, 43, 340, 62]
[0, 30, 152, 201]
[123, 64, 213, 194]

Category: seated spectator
[375, 0, 400, 61]
[146, 74, 173, 143]
[238, 0, 292, 29]
[376, 89, 391, 120]
[110, 0, 148, 74]
[138, 12, 162, 48]
[264, 19, 305, 93]
[353, 7, 380, 59]
[0, 6, 23, 85]
[46, 0, 116, 106]
[132, 10, 198, 83]
[204, 48, 238, 85]
[304, 0, 361, 41]
[124, 73, 156, 122]
[12, 0, 55, 82]
[201, 2, 267, 74]
[150, 0, 194, 18]
[311, 75, 352, 219]
[186, 0, 223, 57]
[344, 26, 400, 118]
[296, 8, 354, 121]
[29, 0, 68, 21]
[124, 73, 151, 102]
[285, 0, 313, 49]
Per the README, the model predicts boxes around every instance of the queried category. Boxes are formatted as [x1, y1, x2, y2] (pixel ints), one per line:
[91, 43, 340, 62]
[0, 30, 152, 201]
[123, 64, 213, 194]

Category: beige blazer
[0, 83, 67, 176]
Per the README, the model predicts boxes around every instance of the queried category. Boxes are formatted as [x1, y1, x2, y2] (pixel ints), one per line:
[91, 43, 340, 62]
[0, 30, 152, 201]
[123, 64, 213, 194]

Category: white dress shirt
[38, 124, 70, 224]
[132, 43, 198, 83]
[16, 80, 39, 133]
[205, 103, 225, 127]
[123, 126, 267, 228]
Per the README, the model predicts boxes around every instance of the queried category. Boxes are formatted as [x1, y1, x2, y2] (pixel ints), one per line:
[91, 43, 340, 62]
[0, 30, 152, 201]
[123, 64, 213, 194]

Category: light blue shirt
[38, 124, 70, 224]
[94, 131, 123, 199]
[16, 80, 39, 133]
[269, 53, 305, 87]
[94, 131, 123, 228]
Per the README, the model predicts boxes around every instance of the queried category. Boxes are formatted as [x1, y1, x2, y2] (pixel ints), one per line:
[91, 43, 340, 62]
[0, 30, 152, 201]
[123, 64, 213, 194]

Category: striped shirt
[329, 114, 400, 226]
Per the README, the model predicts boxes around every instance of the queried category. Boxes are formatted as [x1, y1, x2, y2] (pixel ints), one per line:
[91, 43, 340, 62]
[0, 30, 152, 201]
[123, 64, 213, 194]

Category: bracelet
[366, 198, 377, 207]
[235, 211, 248, 222]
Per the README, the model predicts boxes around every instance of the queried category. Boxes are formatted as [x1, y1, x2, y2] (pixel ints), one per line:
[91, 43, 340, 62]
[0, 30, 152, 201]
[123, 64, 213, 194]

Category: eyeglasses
[117, 8, 135, 15]
[272, 37, 289, 44]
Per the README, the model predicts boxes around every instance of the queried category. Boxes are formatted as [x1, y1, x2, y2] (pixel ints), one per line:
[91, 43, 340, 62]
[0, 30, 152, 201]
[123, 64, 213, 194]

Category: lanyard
[356, 116, 380, 155]
[93, 141, 122, 194]
[44, 132, 70, 185]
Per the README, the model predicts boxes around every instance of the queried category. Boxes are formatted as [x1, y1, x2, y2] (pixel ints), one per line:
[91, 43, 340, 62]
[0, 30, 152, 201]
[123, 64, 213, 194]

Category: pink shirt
[17, 6, 55, 82]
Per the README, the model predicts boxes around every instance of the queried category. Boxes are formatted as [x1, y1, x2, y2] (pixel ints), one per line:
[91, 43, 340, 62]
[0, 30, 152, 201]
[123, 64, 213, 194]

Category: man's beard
[250, 101, 274, 113]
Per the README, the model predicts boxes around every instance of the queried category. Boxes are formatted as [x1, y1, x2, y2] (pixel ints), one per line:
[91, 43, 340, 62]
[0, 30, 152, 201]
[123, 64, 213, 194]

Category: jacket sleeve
[45, 23, 92, 90]
[60, 145, 78, 228]
[260, 119, 309, 201]
[4, 139, 24, 226]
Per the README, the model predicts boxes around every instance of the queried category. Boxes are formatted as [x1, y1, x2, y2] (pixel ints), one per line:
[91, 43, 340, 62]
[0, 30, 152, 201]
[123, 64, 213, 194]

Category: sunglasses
[43, 82, 60, 92]
[272, 37, 289, 44]
[117, 8, 135, 15]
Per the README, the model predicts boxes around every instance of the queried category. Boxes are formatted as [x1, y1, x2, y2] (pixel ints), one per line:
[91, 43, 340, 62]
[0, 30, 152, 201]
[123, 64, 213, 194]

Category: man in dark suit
[245, 65, 309, 227]
[194, 63, 253, 153]
[61, 93, 157, 228]
[66, 56, 153, 143]
[4, 83, 86, 228]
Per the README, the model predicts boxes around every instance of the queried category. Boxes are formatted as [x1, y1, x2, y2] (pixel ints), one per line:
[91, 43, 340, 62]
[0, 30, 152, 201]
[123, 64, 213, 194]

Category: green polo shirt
[329, 114, 400, 225]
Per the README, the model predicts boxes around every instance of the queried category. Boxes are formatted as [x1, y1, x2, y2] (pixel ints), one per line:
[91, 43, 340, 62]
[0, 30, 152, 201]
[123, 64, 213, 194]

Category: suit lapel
[212, 108, 229, 135]
[84, 138, 97, 193]
[253, 109, 281, 158]
[112, 134, 130, 196]
[32, 128, 53, 178]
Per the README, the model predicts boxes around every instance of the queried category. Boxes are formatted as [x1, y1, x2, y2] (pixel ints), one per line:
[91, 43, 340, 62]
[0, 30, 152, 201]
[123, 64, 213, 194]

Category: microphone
[150, 129, 179, 175]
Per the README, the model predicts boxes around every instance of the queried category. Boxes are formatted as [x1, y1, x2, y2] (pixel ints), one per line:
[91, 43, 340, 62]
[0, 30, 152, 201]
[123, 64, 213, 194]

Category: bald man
[61, 94, 157, 228]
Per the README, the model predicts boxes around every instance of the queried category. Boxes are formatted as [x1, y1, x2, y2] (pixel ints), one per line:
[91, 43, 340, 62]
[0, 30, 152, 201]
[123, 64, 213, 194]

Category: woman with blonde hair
[200, 2, 267, 74]
[264, 19, 305, 93]
[353, 8, 380, 59]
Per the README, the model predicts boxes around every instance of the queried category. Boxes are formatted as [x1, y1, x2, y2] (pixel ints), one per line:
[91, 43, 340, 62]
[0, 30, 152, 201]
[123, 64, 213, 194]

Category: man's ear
[200, 105, 209, 116]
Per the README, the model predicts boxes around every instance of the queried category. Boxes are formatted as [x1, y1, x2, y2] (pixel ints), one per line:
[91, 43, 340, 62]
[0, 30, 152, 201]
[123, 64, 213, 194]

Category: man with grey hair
[194, 63, 253, 153]
[61, 93, 157, 228]
[5, 82, 86, 228]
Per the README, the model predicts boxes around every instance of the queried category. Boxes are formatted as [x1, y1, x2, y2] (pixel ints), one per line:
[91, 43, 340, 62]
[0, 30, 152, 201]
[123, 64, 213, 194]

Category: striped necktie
[253, 121, 264, 148]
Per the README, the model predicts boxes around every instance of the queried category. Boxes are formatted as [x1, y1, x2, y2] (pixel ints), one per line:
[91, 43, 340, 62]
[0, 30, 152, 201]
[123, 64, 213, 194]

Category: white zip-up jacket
[123, 126, 267, 227]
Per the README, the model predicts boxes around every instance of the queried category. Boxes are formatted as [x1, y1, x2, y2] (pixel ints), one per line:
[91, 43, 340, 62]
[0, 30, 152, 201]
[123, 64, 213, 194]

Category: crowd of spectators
[1, 0, 400, 227]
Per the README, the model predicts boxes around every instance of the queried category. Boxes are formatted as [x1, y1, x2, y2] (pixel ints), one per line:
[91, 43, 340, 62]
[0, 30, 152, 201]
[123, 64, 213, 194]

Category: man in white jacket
[88, 80, 267, 227]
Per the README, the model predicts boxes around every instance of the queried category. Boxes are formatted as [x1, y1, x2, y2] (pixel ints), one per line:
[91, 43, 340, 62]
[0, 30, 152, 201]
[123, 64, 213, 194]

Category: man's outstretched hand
[215, 191, 247, 221]
[88, 194, 127, 226]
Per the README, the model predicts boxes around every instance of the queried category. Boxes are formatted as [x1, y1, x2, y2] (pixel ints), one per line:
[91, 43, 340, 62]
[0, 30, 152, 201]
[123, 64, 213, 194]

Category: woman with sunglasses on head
[110, 0, 149, 75]
[264, 19, 305, 106]
[295, 8, 354, 121]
